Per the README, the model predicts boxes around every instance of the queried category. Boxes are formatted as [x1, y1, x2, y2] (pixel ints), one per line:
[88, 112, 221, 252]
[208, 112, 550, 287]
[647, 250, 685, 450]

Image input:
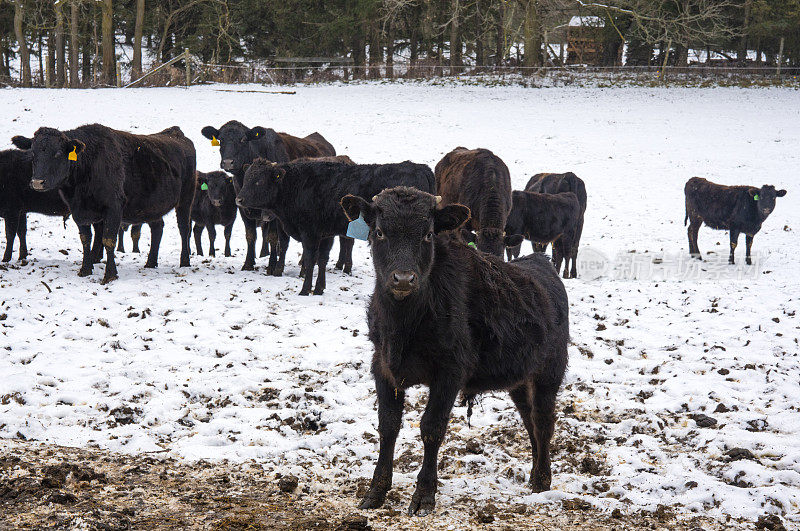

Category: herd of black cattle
[0, 122, 787, 515]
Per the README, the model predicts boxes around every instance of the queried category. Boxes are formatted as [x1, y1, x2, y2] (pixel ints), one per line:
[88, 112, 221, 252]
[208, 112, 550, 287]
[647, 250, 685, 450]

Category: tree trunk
[523, 0, 541, 68]
[368, 19, 381, 79]
[738, 0, 752, 61]
[70, 0, 79, 87]
[351, 23, 366, 79]
[495, 0, 505, 66]
[475, 0, 484, 68]
[12, 0, 31, 87]
[37, 34, 44, 85]
[132, 0, 144, 80]
[385, 21, 395, 79]
[55, 1, 66, 86]
[101, 0, 114, 84]
[47, 32, 55, 87]
[450, 0, 461, 73]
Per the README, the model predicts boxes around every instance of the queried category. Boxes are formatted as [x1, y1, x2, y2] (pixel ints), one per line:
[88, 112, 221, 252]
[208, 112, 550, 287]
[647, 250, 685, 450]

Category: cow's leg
[688, 218, 702, 259]
[299, 239, 319, 296]
[77, 224, 94, 277]
[359, 375, 405, 510]
[2, 213, 18, 262]
[144, 220, 164, 268]
[745, 234, 754, 265]
[175, 196, 192, 268]
[272, 224, 289, 277]
[223, 223, 233, 257]
[529, 382, 558, 493]
[16, 214, 28, 261]
[728, 229, 739, 265]
[207, 224, 217, 257]
[509, 384, 538, 474]
[313, 236, 334, 295]
[90, 222, 104, 263]
[193, 223, 204, 256]
[266, 221, 278, 275]
[100, 214, 121, 284]
[117, 226, 126, 253]
[571, 218, 584, 278]
[552, 239, 564, 276]
[334, 236, 354, 274]
[130, 224, 141, 253]
[408, 380, 459, 516]
[260, 222, 270, 258]
[240, 212, 256, 271]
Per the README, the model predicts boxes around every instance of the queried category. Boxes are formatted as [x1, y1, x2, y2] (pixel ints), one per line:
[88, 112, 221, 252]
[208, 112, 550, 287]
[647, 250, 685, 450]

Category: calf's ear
[247, 126, 267, 140]
[776, 189, 787, 197]
[70, 139, 85, 155]
[434, 204, 470, 233]
[460, 228, 476, 243]
[504, 234, 524, 247]
[11, 136, 32, 150]
[201, 126, 220, 140]
[340, 195, 374, 223]
[242, 163, 252, 174]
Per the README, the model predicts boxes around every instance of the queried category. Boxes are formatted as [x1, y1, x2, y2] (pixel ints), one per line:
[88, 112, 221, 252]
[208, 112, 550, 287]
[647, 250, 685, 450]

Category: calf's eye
[374, 228, 385, 240]
[424, 232, 433, 242]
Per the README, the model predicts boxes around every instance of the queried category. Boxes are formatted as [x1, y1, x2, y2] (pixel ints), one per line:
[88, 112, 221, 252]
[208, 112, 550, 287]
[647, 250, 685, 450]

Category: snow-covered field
[1, 83, 798, 526]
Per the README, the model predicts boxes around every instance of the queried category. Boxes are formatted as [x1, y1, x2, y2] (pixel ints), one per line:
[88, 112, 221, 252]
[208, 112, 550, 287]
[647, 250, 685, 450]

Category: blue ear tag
[346, 214, 370, 241]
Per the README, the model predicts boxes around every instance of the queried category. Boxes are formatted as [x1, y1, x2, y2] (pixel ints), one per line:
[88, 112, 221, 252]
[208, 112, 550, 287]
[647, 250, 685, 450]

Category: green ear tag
[201, 183, 209, 191]
[753, 194, 759, 201]
[468, 242, 477, 249]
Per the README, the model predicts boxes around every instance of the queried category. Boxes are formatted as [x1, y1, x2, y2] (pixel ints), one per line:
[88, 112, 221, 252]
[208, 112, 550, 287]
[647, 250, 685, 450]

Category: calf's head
[236, 159, 282, 213]
[12, 129, 84, 191]
[201, 121, 272, 174]
[475, 227, 522, 257]
[750, 185, 786, 219]
[198, 171, 233, 207]
[341, 186, 470, 301]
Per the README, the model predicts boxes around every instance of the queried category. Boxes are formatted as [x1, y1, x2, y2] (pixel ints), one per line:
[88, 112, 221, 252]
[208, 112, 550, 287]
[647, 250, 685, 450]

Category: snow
[1, 83, 799, 524]
[569, 16, 605, 27]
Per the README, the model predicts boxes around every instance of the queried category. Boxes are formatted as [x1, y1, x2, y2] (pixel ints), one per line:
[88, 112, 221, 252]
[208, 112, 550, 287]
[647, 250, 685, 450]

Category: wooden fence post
[776, 37, 784, 76]
[185, 48, 191, 86]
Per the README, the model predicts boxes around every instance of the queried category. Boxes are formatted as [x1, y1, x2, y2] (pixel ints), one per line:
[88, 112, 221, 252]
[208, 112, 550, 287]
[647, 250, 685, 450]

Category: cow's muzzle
[221, 159, 235, 171]
[211, 199, 223, 207]
[389, 270, 417, 300]
[30, 179, 46, 191]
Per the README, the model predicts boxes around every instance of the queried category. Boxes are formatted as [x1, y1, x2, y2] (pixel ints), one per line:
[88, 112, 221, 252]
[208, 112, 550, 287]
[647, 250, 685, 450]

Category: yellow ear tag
[68, 147, 78, 161]
[211, 136, 220, 146]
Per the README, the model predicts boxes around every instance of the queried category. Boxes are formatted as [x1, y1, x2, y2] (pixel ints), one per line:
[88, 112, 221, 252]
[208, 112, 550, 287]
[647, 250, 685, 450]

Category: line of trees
[2, 0, 800, 86]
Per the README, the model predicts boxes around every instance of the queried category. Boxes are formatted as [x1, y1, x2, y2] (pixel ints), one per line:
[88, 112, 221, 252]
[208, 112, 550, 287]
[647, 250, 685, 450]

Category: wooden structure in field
[566, 16, 615, 65]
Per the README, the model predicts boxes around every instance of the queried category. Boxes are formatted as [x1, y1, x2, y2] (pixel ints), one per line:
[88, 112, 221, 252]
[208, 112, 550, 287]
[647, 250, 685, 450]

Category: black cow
[504, 191, 582, 280]
[340, 186, 569, 516]
[237, 160, 435, 296]
[684, 177, 786, 264]
[0, 148, 70, 261]
[192, 170, 237, 257]
[519, 172, 587, 278]
[200, 121, 336, 275]
[434, 147, 519, 257]
[12, 124, 196, 284]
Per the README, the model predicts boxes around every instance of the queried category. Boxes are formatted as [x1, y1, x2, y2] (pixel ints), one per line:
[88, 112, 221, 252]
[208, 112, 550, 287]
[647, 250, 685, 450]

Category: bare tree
[8, 0, 31, 86]
[132, 0, 144, 80]
[69, 0, 80, 86]
[55, 0, 66, 86]
[100, 0, 113, 84]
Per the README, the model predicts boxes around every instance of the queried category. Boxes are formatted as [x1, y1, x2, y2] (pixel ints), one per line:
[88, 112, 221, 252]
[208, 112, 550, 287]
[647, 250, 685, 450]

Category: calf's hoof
[407, 490, 435, 517]
[313, 287, 325, 296]
[299, 289, 311, 296]
[2, 255, 11, 263]
[259, 250, 269, 258]
[343, 264, 353, 275]
[266, 266, 274, 276]
[334, 261, 344, 270]
[529, 472, 551, 493]
[100, 274, 118, 285]
[358, 489, 387, 510]
[209, 251, 216, 258]
[272, 266, 284, 277]
[132, 246, 140, 253]
[144, 261, 158, 269]
[225, 251, 232, 257]
[78, 267, 93, 277]
[241, 263, 255, 272]
[197, 250, 204, 257]
[746, 258, 752, 265]
[180, 259, 190, 267]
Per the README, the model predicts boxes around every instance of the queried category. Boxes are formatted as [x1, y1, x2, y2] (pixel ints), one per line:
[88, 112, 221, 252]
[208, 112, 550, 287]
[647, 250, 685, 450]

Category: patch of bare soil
[0, 439, 751, 530]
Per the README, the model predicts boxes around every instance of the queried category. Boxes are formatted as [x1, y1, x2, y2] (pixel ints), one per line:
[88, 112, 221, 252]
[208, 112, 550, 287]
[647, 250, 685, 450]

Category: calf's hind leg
[77, 224, 94, 277]
[745, 235, 754, 265]
[207, 225, 217, 257]
[2, 213, 18, 262]
[144, 220, 164, 268]
[530, 382, 559, 492]
[688, 218, 702, 259]
[509, 384, 539, 475]
[728, 229, 740, 264]
[223, 223, 233, 257]
[193, 223, 204, 256]
[16, 214, 28, 260]
[313, 237, 334, 295]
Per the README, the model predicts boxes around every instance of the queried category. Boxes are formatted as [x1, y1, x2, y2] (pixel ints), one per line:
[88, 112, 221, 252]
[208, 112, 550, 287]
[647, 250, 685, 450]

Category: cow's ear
[273, 167, 286, 181]
[70, 139, 85, 155]
[749, 188, 758, 197]
[776, 189, 787, 197]
[243, 163, 251, 174]
[460, 228, 476, 243]
[247, 126, 267, 140]
[340, 195, 374, 223]
[201, 126, 219, 140]
[434, 204, 470, 233]
[504, 234, 524, 247]
[11, 135, 32, 149]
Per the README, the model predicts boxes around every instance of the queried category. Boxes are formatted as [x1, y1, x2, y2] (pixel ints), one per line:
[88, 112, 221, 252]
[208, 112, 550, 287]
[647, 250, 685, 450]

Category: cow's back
[685, 177, 752, 230]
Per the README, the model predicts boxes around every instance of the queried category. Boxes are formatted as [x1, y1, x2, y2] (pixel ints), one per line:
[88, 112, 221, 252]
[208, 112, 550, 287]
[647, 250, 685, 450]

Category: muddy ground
[1, 439, 778, 531]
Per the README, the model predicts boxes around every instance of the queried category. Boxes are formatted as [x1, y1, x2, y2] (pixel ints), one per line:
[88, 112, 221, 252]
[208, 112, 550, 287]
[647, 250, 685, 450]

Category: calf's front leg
[16, 214, 28, 260]
[3, 213, 19, 262]
[100, 214, 121, 284]
[360, 375, 405, 510]
[408, 380, 460, 516]
[745, 234, 754, 265]
[729, 229, 739, 264]
[77, 224, 94, 277]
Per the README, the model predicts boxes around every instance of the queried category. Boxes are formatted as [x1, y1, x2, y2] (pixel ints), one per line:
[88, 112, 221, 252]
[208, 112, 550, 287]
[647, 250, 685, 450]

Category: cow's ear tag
[200, 183, 209, 191]
[346, 214, 370, 241]
[211, 136, 220, 146]
[68, 147, 78, 161]
[753, 194, 760, 201]
[468, 242, 477, 249]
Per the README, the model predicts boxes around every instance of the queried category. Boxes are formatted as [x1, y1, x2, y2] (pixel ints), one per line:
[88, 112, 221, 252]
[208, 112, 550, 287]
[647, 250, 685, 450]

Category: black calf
[341, 186, 569, 516]
[192, 171, 237, 257]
